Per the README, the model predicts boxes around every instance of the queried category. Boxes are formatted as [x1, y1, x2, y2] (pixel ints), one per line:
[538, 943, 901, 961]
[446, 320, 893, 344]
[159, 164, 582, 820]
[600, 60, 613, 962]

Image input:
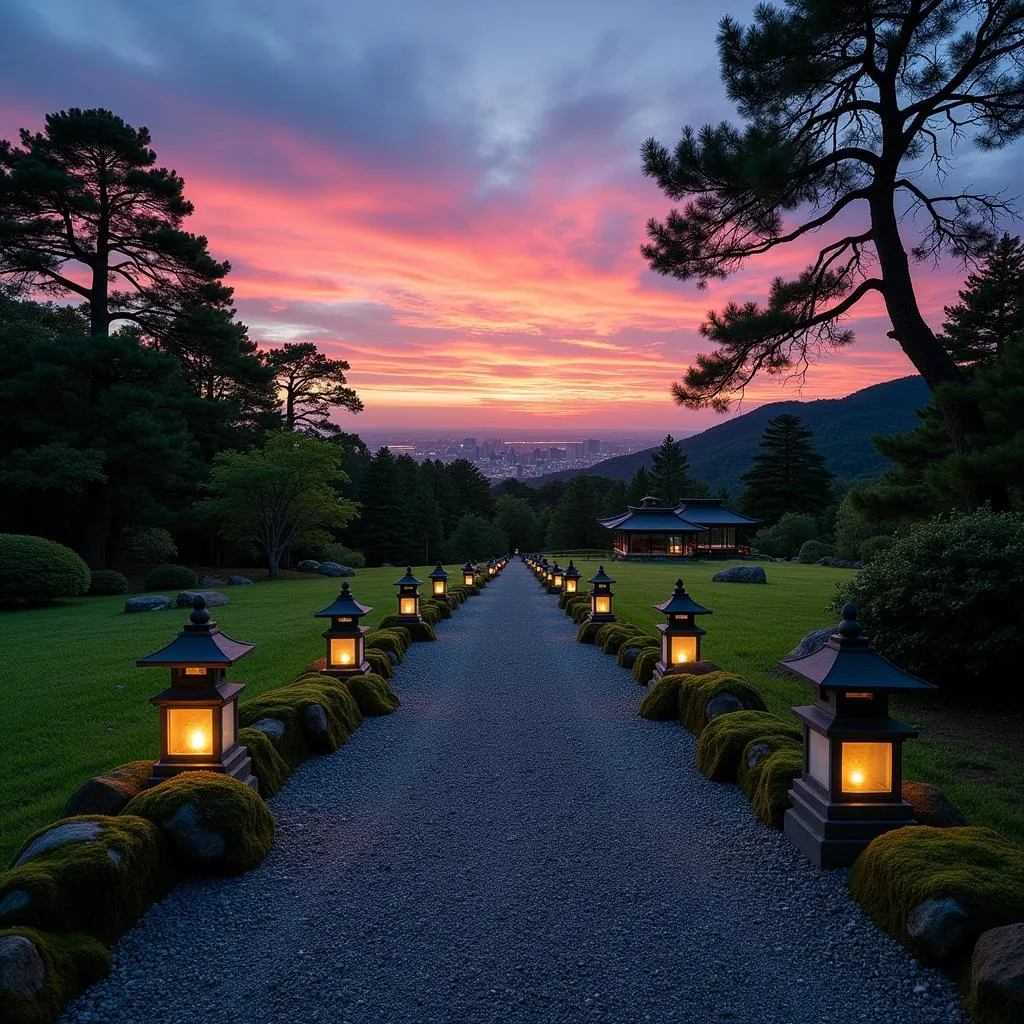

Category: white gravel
[61, 561, 969, 1024]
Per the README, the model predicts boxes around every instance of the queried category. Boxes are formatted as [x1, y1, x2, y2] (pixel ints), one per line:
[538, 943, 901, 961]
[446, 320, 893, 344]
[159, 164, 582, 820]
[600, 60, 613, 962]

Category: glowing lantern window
[462, 562, 475, 586]
[587, 565, 616, 622]
[400, 597, 417, 615]
[433, 581, 445, 595]
[841, 742, 893, 794]
[330, 637, 357, 666]
[594, 596, 610, 614]
[669, 634, 698, 665]
[167, 707, 215, 756]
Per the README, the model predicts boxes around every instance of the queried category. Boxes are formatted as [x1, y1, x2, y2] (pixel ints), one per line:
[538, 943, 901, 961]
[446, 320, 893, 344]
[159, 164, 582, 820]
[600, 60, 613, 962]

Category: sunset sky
[3, 0, 1023, 431]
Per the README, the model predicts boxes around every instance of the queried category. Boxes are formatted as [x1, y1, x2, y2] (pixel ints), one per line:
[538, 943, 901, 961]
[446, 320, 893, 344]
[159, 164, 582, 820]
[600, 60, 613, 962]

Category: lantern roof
[428, 562, 450, 581]
[588, 565, 616, 585]
[313, 581, 373, 619]
[136, 597, 254, 668]
[780, 604, 937, 694]
[461, 561, 475, 574]
[653, 579, 713, 617]
[392, 566, 423, 587]
[564, 560, 581, 579]
[551, 562, 562, 573]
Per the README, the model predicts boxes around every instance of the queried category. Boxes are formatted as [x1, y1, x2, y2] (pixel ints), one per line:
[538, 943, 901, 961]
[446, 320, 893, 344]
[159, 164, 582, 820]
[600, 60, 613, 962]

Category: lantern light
[137, 597, 256, 788]
[548, 562, 564, 594]
[462, 561, 476, 587]
[393, 566, 423, 623]
[651, 579, 712, 683]
[780, 603, 937, 869]
[314, 581, 372, 677]
[587, 565, 616, 622]
[563, 560, 581, 594]
[428, 561, 451, 604]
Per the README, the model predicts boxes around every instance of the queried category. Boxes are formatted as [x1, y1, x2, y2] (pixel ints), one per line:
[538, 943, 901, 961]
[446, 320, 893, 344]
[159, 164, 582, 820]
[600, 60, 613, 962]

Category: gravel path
[62, 562, 968, 1024]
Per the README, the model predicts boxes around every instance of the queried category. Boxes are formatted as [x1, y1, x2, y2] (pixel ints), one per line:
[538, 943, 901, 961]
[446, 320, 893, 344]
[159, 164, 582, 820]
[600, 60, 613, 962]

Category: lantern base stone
[784, 778, 917, 869]
[587, 613, 616, 624]
[148, 744, 257, 791]
[322, 660, 370, 679]
[395, 614, 423, 626]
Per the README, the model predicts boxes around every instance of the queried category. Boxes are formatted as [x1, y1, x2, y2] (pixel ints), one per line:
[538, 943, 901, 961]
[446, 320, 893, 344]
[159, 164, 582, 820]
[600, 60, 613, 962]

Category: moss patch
[638, 676, 682, 721]
[237, 727, 290, 798]
[696, 711, 801, 783]
[0, 927, 110, 1024]
[365, 631, 405, 662]
[122, 771, 274, 876]
[677, 671, 767, 736]
[61, 760, 153, 818]
[0, 815, 175, 943]
[363, 647, 393, 679]
[406, 620, 437, 642]
[848, 826, 1024, 965]
[600, 625, 650, 656]
[576, 620, 602, 644]
[423, 598, 452, 619]
[742, 745, 803, 828]
[630, 647, 662, 685]
[571, 604, 592, 624]
[344, 673, 400, 716]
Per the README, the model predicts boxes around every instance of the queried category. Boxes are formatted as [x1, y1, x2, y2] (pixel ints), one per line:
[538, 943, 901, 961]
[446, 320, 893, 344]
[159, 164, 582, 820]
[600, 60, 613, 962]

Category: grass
[0, 565, 462, 866]
[541, 556, 1024, 847]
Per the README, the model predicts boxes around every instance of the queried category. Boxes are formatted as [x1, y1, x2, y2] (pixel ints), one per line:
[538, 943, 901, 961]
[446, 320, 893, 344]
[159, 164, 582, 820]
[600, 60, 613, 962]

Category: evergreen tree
[444, 513, 508, 563]
[494, 495, 543, 552]
[446, 458, 495, 519]
[626, 466, 654, 506]
[264, 341, 363, 436]
[349, 447, 412, 566]
[545, 476, 606, 549]
[650, 435, 692, 506]
[599, 480, 628, 516]
[738, 414, 833, 525]
[941, 234, 1024, 370]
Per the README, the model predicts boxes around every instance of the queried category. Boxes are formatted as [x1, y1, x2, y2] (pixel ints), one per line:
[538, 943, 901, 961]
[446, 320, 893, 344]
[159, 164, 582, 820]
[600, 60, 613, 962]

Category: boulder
[784, 626, 837, 661]
[971, 923, 1024, 1023]
[226, 575, 254, 585]
[175, 590, 229, 608]
[247, 717, 286, 743]
[62, 761, 153, 818]
[902, 780, 970, 828]
[124, 595, 171, 613]
[706, 692, 745, 722]
[14, 821, 105, 867]
[0, 934, 45, 998]
[296, 560, 321, 573]
[620, 645, 642, 669]
[712, 566, 767, 584]
[906, 898, 969, 966]
[200, 576, 226, 586]
[319, 561, 356, 577]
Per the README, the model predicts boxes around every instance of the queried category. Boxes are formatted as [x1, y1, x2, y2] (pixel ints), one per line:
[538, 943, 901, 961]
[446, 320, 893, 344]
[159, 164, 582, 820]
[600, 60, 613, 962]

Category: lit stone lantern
[462, 562, 476, 587]
[428, 562, 451, 605]
[393, 566, 423, 623]
[587, 565, 616, 622]
[488, 559, 497, 576]
[314, 581, 371, 677]
[563, 560, 581, 595]
[537, 557, 550, 582]
[652, 578, 712, 682]
[780, 603, 937, 869]
[548, 562, 564, 595]
[137, 597, 256, 788]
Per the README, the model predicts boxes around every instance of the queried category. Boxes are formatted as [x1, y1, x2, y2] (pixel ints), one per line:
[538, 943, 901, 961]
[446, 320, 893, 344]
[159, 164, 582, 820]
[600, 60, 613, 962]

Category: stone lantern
[587, 565, 616, 622]
[314, 581, 372, 677]
[652, 578, 712, 682]
[781, 603, 937, 869]
[393, 566, 423, 624]
[563, 560, 581, 595]
[137, 597, 256, 788]
[462, 562, 476, 587]
[548, 562, 564, 595]
[428, 562, 451, 605]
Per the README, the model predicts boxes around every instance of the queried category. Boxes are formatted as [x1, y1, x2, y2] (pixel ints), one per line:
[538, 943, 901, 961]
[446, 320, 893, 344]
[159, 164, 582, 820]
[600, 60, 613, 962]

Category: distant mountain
[529, 376, 931, 497]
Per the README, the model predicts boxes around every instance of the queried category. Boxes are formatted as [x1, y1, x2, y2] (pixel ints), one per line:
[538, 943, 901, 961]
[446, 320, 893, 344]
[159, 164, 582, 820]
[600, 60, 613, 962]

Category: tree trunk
[81, 483, 110, 569]
[871, 193, 1010, 512]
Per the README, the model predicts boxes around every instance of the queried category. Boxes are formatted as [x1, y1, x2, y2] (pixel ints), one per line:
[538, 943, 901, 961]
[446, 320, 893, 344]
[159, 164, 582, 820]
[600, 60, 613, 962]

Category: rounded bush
[122, 772, 275, 876]
[118, 526, 177, 563]
[833, 509, 1024, 697]
[142, 564, 197, 591]
[87, 569, 129, 596]
[743, 746, 803, 829]
[0, 535, 91, 606]
[858, 534, 894, 564]
[797, 539, 835, 563]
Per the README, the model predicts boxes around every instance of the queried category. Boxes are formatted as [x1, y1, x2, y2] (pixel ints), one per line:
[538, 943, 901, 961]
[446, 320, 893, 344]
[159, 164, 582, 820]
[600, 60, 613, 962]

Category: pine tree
[264, 342, 363, 436]
[626, 466, 654, 506]
[738, 414, 833, 525]
[545, 476, 605, 549]
[650, 435, 692, 506]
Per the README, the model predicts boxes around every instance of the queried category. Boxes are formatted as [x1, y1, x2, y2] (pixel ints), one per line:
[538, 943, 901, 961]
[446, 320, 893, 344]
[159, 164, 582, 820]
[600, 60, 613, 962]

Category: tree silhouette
[641, 2, 1024, 508]
[0, 108, 231, 339]
[650, 434, 692, 506]
[265, 341, 362, 435]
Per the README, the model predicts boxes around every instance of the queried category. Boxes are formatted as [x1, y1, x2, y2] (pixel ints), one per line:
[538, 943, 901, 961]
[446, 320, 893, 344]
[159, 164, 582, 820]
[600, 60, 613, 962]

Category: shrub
[87, 569, 129, 596]
[743, 746, 803, 828]
[630, 647, 662, 685]
[0, 815, 176, 942]
[118, 526, 177, 564]
[858, 534, 894, 563]
[695, 711, 801, 782]
[366, 631, 405, 661]
[676, 671, 766, 735]
[638, 676, 681, 720]
[571, 603, 592, 624]
[0, 535, 91, 606]
[345, 673, 400, 716]
[751, 513, 820, 558]
[576, 620, 602, 644]
[797, 539, 835, 563]
[0, 928, 110, 1024]
[322, 543, 366, 569]
[832, 508, 1024, 697]
[423, 598, 452, 619]
[420, 605, 441, 627]
[364, 648, 393, 679]
[600, 625, 649, 656]
[123, 772, 275, 876]
[406, 620, 437, 642]
[237, 727, 290, 798]
[142, 564, 197, 591]
[849, 826, 1024, 966]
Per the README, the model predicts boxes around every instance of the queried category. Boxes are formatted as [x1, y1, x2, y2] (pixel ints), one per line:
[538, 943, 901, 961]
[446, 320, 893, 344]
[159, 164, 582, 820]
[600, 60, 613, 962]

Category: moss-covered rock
[630, 647, 662, 685]
[848, 826, 1024, 966]
[363, 647, 393, 679]
[237, 727, 290, 798]
[423, 598, 452, 619]
[600, 625, 650, 656]
[0, 816, 176, 943]
[571, 603, 593, 625]
[594, 622, 626, 649]
[122, 772, 275, 876]
[902, 780, 970, 828]
[576, 620, 603, 644]
[366, 631, 406, 662]
[638, 676, 682, 720]
[676, 671, 767, 736]
[0, 927, 110, 1024]
[739, 744, 803, 828]
[344, 673, 400, 716]
[61, 761, 153, 818]
[407, 620, 437, 642]
[695, 711, 801, 783]
[287, 679, 362, 750]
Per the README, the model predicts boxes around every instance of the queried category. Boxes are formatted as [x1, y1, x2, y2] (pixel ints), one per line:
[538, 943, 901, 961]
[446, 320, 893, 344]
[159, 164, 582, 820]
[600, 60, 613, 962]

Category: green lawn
[0, 565, 462, 865]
